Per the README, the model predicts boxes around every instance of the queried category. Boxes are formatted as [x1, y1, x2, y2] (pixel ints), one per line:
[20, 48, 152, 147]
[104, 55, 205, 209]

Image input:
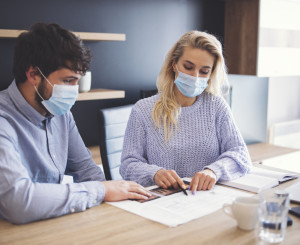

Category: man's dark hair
[13, 22, 92, 84]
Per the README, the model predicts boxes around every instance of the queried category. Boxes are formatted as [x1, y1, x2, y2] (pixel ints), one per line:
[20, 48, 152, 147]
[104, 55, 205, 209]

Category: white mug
[78, 71, 91, 92]
[223, 196, 259, 230]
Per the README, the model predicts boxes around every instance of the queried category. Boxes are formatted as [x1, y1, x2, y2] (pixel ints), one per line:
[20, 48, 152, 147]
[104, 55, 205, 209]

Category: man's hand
[189, 169, 216, 193]
[102, 180, 152, 202]
[153, 169, 185, 189]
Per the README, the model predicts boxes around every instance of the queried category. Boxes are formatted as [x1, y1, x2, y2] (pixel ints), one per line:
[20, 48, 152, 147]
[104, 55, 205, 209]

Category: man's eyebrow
[61, 76, 79, 79]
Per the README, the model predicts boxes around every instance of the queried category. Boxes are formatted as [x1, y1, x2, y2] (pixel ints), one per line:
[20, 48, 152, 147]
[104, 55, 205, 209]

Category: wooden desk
[0, 178, 299, 245]
[248, 143, 300, 173]
[247, 143, 300, 163]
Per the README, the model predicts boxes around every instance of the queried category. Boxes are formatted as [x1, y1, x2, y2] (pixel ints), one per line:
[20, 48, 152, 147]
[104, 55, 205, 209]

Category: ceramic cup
[223, 196, 259, 230]
[78, 71, 91, 92]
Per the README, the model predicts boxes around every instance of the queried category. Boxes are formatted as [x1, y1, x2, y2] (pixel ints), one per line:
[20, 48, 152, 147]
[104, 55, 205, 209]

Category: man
[0, 23, 151, 224]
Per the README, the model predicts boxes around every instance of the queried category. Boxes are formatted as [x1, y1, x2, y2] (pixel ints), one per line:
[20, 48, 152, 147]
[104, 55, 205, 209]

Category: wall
[0, 0, 225, 146]
[228, 74, 300, 145]
[258, 0, 300, 77]
[267, 76, 300, 128]
[228, 74, 269, 144]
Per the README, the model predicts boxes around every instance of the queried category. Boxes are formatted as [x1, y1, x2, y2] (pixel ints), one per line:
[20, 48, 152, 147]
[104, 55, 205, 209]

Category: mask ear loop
[36, 67, 53, 88]
[34, 67, 52, 101]
[34, 83, 45, 101]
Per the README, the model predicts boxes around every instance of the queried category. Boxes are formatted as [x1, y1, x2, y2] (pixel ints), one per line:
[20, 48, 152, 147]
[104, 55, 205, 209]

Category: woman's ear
[172, 61, 177, 73]
[25, 66, 41, 86]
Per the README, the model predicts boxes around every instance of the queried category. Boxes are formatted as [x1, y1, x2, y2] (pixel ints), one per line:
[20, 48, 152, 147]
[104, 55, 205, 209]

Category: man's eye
[63, 80, 72, 84]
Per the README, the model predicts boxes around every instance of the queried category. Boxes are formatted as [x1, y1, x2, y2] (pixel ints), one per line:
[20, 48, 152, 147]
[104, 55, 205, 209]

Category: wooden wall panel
[224, 0, 300, 77]
[224, 0, 259, 75]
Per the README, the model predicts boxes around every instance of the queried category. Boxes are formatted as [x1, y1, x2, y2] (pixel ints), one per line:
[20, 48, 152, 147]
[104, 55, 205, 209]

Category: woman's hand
[154, 169, 185, 189]
[190, 169, 216, 194]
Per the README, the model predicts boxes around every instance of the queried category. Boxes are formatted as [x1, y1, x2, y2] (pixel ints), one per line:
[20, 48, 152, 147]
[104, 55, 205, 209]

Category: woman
[120, 30, 251, 194]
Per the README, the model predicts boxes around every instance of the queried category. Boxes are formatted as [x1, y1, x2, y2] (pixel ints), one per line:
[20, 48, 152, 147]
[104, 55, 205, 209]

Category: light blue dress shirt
[0, 81, 106, 224]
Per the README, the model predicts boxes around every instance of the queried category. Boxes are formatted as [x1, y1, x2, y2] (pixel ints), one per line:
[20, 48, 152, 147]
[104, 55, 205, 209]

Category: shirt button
[93, 200, 97, 204]
[53, 155, 56, 159]
[71, 208, 75, 213]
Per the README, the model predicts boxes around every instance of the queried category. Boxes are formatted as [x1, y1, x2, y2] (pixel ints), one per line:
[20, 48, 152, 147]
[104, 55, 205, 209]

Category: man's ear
[25, 66, 41, 86]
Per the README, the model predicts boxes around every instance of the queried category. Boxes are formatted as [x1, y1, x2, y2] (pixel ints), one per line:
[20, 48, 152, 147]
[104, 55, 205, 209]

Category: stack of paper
[108, 178, 252, 227]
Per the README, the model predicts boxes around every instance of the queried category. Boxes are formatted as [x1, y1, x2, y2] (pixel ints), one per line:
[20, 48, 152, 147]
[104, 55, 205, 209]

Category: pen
[179, 185, 188, 196]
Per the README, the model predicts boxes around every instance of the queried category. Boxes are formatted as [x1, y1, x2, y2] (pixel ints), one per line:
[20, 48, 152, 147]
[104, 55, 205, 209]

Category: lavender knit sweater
[120, 92, 251, 187]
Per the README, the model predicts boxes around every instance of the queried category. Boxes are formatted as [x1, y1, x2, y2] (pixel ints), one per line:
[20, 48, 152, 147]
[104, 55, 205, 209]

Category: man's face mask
[34, 67, 79, 116]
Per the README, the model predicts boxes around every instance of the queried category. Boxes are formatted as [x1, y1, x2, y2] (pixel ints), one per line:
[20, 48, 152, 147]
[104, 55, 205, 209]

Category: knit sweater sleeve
[120, 105, 163, 186]
[205, 99, 252, 182]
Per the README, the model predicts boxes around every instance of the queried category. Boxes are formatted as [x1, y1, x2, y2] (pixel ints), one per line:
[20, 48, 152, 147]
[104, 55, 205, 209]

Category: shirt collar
[8, 80, 53, 125]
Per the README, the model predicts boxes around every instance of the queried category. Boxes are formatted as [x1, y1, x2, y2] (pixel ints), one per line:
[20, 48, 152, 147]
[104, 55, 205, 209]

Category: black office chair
[140, 89, 158, 99]
[98, 104, 133, 180]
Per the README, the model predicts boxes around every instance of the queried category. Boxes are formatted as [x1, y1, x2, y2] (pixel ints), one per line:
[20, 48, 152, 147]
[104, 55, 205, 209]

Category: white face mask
[35, 67, 79, 116]
[174, 66, 209, 97]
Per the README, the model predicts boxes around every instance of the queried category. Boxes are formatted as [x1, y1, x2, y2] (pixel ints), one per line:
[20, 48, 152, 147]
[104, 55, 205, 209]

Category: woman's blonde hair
[152, 30, 228, 142]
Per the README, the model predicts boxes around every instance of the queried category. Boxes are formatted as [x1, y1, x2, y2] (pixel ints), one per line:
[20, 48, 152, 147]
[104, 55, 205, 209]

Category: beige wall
[267, 76, 300, 128]
[228, 74, 269, 144]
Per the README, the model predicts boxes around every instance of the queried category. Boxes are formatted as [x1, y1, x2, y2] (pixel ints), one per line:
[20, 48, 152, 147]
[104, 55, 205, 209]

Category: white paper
[219, 174, 279, 193]
[219, 167, 299, 193]
[107, 182, 253, 227]
[250, 166, 298, 182]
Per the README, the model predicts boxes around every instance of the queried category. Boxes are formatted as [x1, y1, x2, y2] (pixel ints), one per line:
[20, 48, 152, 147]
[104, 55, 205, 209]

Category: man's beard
[34, 79, 50, 114]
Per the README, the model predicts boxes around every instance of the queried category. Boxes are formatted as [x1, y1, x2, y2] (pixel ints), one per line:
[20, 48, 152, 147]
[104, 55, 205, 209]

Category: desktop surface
[0, 178, 299, 245]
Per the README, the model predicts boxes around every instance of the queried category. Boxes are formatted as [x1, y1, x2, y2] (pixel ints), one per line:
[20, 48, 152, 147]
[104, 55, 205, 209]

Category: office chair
[98, 104, 133, 180]
[140, 89, 158, 99]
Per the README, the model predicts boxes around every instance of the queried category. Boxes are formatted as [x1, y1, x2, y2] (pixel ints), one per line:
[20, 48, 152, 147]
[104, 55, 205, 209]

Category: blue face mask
[174, 66, 209, 97]
[35, 68, 79, 116]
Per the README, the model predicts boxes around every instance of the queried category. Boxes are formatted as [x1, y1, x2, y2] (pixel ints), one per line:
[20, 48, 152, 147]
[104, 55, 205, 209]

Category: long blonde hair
[152, 30, 228, 142]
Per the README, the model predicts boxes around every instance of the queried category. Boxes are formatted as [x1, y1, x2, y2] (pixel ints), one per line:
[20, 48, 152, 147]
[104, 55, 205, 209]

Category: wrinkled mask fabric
[35, 68, 79, 116]
[174, 68, 209, 97]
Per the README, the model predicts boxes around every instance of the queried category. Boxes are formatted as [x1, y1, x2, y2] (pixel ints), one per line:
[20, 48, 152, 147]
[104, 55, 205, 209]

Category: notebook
[219, 166, 298, 193]
[285, 181, 300, 204]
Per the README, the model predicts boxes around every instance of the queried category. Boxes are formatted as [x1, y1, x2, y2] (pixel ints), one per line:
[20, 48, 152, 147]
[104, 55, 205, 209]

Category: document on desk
[107, 179, 253, 227]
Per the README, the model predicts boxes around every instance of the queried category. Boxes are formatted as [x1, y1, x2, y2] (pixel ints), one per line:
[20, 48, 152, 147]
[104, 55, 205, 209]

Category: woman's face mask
[34, 67, 79, 116]
[174, 65, 209, 98]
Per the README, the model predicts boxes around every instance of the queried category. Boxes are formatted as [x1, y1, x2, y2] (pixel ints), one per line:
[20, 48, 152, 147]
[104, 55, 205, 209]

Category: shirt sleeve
[65, 112, 106, 182]
[120, 107, 163, 187]
[0, 117, 106, 225]
[204, 101, 252, 181]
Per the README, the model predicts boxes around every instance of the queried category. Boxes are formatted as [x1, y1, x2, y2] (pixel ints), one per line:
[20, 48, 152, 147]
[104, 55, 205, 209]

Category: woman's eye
[183, 65, 193, 70]
[63, 80, 72, 84]
[200, 70, 209, 75]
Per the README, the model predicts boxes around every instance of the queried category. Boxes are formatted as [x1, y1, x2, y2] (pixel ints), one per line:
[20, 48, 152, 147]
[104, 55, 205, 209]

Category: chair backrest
[98, 104, 133, 180]
[140, 89, 158, 99]
[268, 119, 300, 149]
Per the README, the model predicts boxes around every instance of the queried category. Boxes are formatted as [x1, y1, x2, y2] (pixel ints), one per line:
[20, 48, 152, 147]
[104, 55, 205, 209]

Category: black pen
[179, 185, 188, 196]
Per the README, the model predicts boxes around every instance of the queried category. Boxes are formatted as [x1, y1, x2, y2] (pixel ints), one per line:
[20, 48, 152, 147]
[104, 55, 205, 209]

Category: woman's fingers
[190, 169, 217, 194]
[154, 169, 184, 189]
